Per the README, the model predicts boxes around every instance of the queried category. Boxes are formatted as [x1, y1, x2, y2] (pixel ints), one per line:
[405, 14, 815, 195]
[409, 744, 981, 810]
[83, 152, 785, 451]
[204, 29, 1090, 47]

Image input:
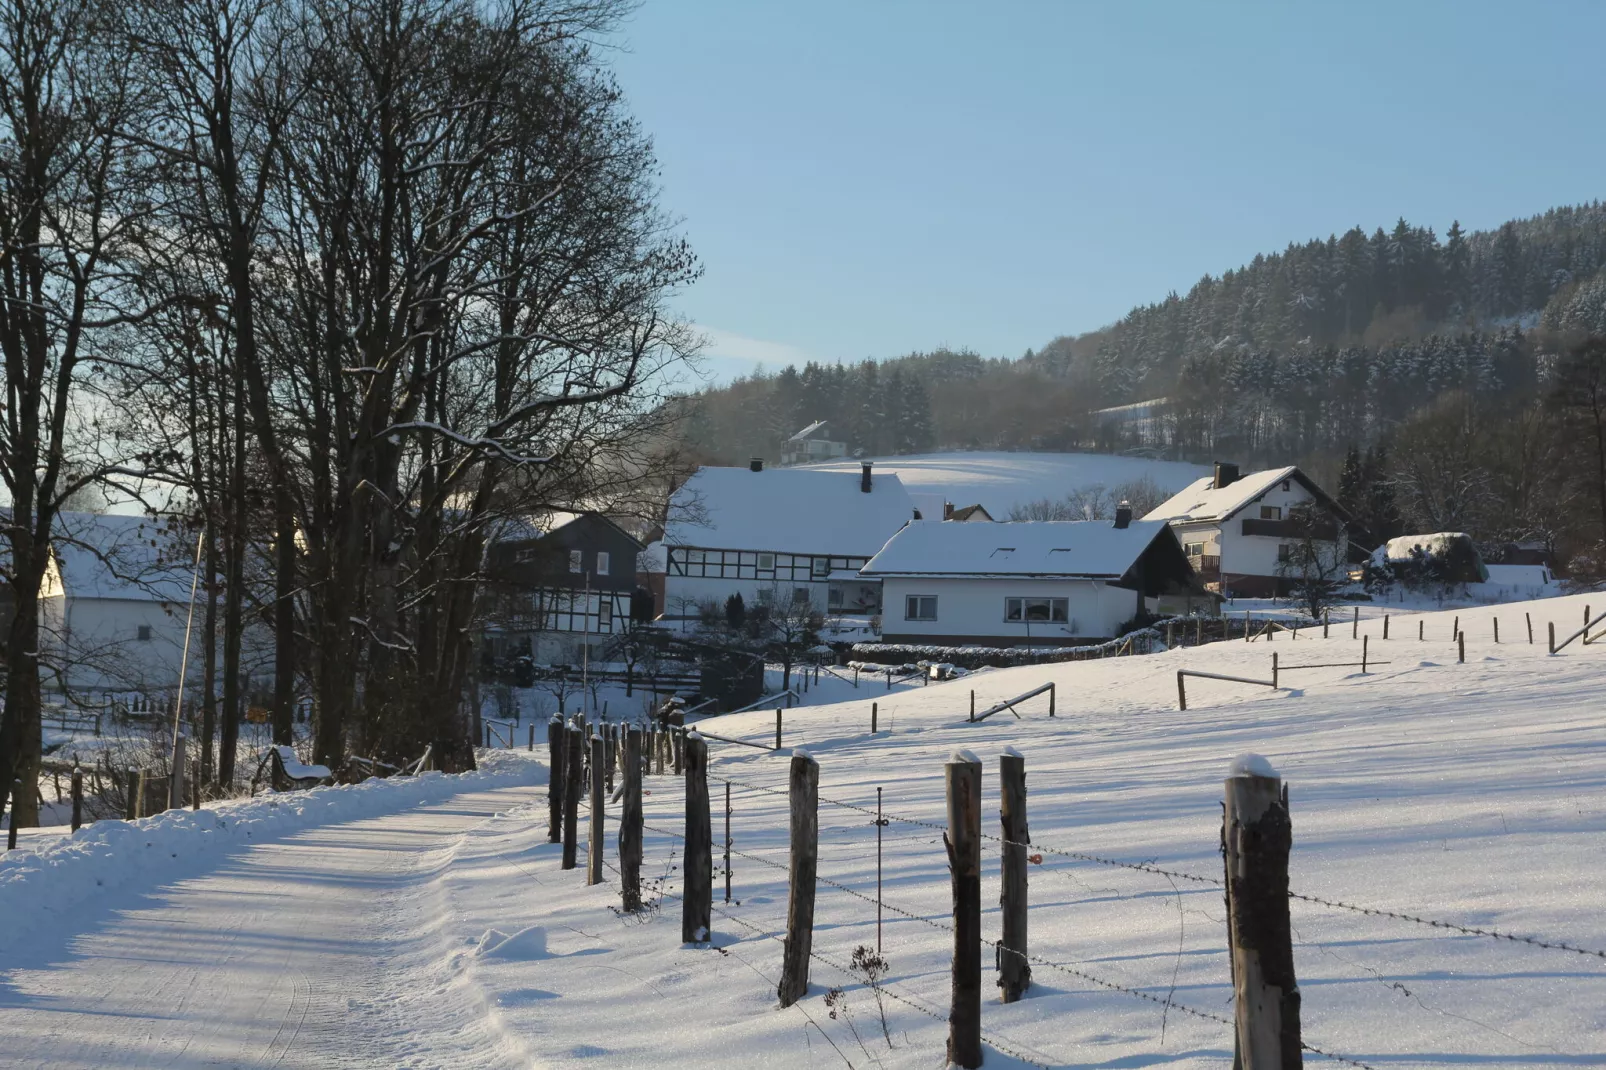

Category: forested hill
[681, 202, 1606, 469]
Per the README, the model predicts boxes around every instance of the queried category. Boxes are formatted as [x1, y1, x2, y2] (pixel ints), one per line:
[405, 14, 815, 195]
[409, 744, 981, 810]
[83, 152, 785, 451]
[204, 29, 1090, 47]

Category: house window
[1185, 542, 1205, 557]
[1278, 544, 1292, 562]
[569, 549, 583, 573]
[757, 553, 775, 571]
[137, 625, 153, 641]
[1281, 480, 1291, 492]
[828, 587, 843, 607]
[599, 600, 613, 626]
[756, 588, 774, 606]
[1259, 506, 1282, 521]
[1005, 597, 1068, 623]
[811, 557, 829, 577]
[792, 587, 810, 604]
[514, 547, 537, 563]
[905, 595, 938, 621]
[596, 551, 610, 576]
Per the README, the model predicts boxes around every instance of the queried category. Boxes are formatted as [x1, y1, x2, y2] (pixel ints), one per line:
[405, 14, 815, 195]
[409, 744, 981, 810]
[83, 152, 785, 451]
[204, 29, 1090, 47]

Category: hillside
[6, 594, 1602, 1066]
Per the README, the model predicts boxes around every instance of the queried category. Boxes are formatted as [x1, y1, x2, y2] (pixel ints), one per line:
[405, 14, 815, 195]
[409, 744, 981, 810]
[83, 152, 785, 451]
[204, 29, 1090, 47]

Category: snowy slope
[3, 594, 1603, 1067]
[797, 450, 1209, 518]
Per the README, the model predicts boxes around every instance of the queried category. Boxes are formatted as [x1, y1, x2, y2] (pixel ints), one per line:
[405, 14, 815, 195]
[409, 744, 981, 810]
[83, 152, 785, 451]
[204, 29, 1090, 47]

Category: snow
[950, 747, 981, 764]
[861, 516, 1171, 577]
[799, 450, 1208, 519]
[6, 594, 1606, 1067]
[791, 746, 813, 761]
[51, 511, 198, 602]
[1228, 751, 1278, 778]
[1143, 465, 1300, 523]
[663, 464, 919, 557]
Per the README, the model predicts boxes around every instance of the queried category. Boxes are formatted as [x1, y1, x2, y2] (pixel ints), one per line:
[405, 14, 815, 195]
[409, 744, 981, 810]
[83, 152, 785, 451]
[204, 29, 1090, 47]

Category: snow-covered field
[798, 450, 1209, 518]
[3, 594, 1604, 1067]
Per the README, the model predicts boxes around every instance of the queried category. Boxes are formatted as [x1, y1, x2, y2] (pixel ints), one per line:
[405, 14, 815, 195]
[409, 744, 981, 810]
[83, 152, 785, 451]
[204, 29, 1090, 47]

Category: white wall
[57, 597, 275, 695]
[663, 574, 835, 618]
[880, 576, 1139, 643]
[1184, 480, 1347, 580]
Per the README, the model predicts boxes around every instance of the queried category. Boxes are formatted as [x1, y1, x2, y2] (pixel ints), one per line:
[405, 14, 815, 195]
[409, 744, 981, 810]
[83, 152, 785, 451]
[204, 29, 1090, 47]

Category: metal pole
[724, 780, 732, 904]
[876, 786, 885, 953]
[169, 529, 206, 810]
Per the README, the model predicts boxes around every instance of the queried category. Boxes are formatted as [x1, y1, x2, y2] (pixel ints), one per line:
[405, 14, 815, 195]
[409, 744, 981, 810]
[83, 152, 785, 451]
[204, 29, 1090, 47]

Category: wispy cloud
[699, 326, 817, 376]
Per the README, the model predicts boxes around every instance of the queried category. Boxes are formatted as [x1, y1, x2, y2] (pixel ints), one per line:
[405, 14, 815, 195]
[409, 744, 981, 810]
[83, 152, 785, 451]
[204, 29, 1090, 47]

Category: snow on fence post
[1223, 754, 1302, 1067]
[588, 731, 606, 886]
[776, 749, 819, 1007]
[547, 717, 564, 843]
[682, 732, 712, 944]
[561, 724, 583, 870]
[998, 748, 1030, 1003]
[70, 766, 83, 832]
[945, 749, 983, 1069]
[620, 726, 643, 912]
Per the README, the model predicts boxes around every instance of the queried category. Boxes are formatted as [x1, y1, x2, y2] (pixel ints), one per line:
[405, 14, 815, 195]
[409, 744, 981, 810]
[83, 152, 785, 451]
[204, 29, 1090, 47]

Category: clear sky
[608, 0, 1606, 384]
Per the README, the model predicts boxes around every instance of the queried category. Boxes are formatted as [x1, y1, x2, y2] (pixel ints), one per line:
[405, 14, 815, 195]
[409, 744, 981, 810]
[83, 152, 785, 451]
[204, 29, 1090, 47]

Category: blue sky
[608, 1, 1606, 384]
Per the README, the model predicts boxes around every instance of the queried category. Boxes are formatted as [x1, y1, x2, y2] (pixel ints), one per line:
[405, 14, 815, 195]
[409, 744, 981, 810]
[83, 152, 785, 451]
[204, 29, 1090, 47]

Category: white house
[779, 420, 849, 467]
[654, 460, 919, 620]
[1143, 463, 1349, 597]
[859, 507, 1197, 646]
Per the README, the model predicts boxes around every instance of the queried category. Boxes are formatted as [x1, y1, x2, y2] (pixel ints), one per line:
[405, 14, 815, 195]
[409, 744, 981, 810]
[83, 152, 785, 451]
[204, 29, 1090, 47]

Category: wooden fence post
[604, 724, 616, 795]
[1459, 631, 1466, 664]
[70, 766, 83, 832]
[777, 750, 820, 1007]
[998, 749, 1030, 1003]
[1245, 609, 1251, 642]
[620, 726, 643, 911]
[1361, 636, 1368, 674]
[871, 701, 878, 733]
[673, 725, 684, 776]
[562, 724, 583, 870]
[125, 767, 139, 820]
[547, 716, 564, 843]
[1494, 618, 1500, 644]
[1549, 621, 1556, 654]
[775, 708, 782, 751]
[588, 731, 606, 885]
[1383, 615, 1389, 640]
[1322, 611, 1329, 639]
[1271, 652, 1279, 689]
[1224, 755, 1301, 1067]
[682, 732, 712, 943]
[527, 723, 535, 751]
[969, 690, 974, 722]
[1418, 619, 1424, 641]
[1177, 670, 1187, 711]
[1351, 606, 1359, 639]
[1526, 612, 1533, 644]
[945, 751, 983, 1069]
[134, 768, 147, 820]
[1453, 615, 1459, 640]
[655, 723, 665, 776]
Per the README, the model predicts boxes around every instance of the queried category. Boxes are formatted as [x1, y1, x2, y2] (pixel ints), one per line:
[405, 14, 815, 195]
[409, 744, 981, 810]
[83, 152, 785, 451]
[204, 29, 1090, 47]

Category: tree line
[0, 0, 693, 831]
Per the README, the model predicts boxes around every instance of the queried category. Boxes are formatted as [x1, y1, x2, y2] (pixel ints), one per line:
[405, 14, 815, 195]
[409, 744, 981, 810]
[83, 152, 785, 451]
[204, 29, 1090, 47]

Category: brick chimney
[1212, 461, 1240, 489]
[749, 457, 764, 473]
[943, 501, 954, 520]
[860, 461, 872, 493]
[1114, 500, 1132, 529]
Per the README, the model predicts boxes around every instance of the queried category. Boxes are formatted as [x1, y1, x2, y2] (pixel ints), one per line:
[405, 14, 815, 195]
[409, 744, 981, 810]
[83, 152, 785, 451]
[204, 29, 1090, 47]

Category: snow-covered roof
[52, 512, 198, 602]
[1143, 466, 1303, 524]
[663, 466, 918, 557]
[787, 420, 829, 442]
[860, 519, 1172, 579]
[493, 511, 583, 541]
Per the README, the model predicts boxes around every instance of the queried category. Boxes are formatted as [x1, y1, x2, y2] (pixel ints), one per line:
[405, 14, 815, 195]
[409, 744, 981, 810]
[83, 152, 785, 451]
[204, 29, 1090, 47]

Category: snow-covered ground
[798, 450, 1209, 518]
[3, 594, 1604, 1067]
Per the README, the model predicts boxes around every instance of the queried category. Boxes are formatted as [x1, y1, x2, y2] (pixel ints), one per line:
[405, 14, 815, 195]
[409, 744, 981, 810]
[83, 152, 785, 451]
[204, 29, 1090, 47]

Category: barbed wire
[706, 772, 1606, 962]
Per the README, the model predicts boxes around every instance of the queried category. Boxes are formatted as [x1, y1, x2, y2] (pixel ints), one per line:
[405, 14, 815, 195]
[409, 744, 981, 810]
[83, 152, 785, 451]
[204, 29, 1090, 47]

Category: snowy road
[1, 782, 545, 1070]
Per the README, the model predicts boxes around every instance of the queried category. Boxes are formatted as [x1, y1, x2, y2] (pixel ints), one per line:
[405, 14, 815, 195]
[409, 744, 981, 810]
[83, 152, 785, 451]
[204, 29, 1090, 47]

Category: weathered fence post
[655, 723, 665, 775]
[588, 730, 606, 885]
[1245, 609, 1252, 642]
[604, 724, 616, 795]
[1177, 670, 1188, 711]
[723, 780, 732, 904]
[134, 768, 147, 820]
[547, 716, 564, 843]
[1351, 606, 1359, 639]
[998, 748, 1030, 1003]
[1224, 754, 1301, 1067]
[125, 767, 139, 820]
[871, 701, 878, 733]
[1494, 618, 1500, 644]
[1418, 619, 1424, 641]
[1361, 635, 1368, 674]
[528, 723, 535, 751]
[1549, 621, 1556, 654]
[70, 766, 83, 832]
[682, 732, 711, 943]
[1167, 621, 1175, 648]
[1048, 681, 1055, 717]
[1453, 614, 1460, 640]
[1271, 652, 1279, 689]
[969, 689, 975, 722]
[775, 708, 783, 751]
[1322, 611, 1329, 639]
[1459, 631, 1466, 664]
[561, 723, 583, 870]
[945, 750, 983, 1069]
[620, 726, 643, 911]
[1526, 612, 1534, 644]
[1383, 615, 1389, 640]
[777, 750, 820, 1007]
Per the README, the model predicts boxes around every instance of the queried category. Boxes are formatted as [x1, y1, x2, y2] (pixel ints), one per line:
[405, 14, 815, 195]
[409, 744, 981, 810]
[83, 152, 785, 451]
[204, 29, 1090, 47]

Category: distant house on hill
[942, 502, 994, 522]
[859, 504, 1200, 646]
[481, 511, 645, 666]
[780, 420, 849, 467]
[1144, 463, 1350, 598]
[651, 460, 919, 621]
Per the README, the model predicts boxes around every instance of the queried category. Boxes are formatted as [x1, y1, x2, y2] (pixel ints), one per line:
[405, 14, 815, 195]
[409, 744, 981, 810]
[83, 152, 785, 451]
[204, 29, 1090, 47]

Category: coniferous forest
[681, 205, 1606, 575]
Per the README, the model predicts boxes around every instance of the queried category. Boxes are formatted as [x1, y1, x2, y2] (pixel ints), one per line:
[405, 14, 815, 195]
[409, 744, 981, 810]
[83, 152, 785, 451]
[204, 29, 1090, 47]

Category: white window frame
[599, 599, 613, 626]
[569, 549, 583, 573]
[1260, 506, 1283, 521]
[811, 557, 829, 577]
[1005, 597, 1068, 623]
[905, 595, 938, 621]
[596, 550, 610, 576]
